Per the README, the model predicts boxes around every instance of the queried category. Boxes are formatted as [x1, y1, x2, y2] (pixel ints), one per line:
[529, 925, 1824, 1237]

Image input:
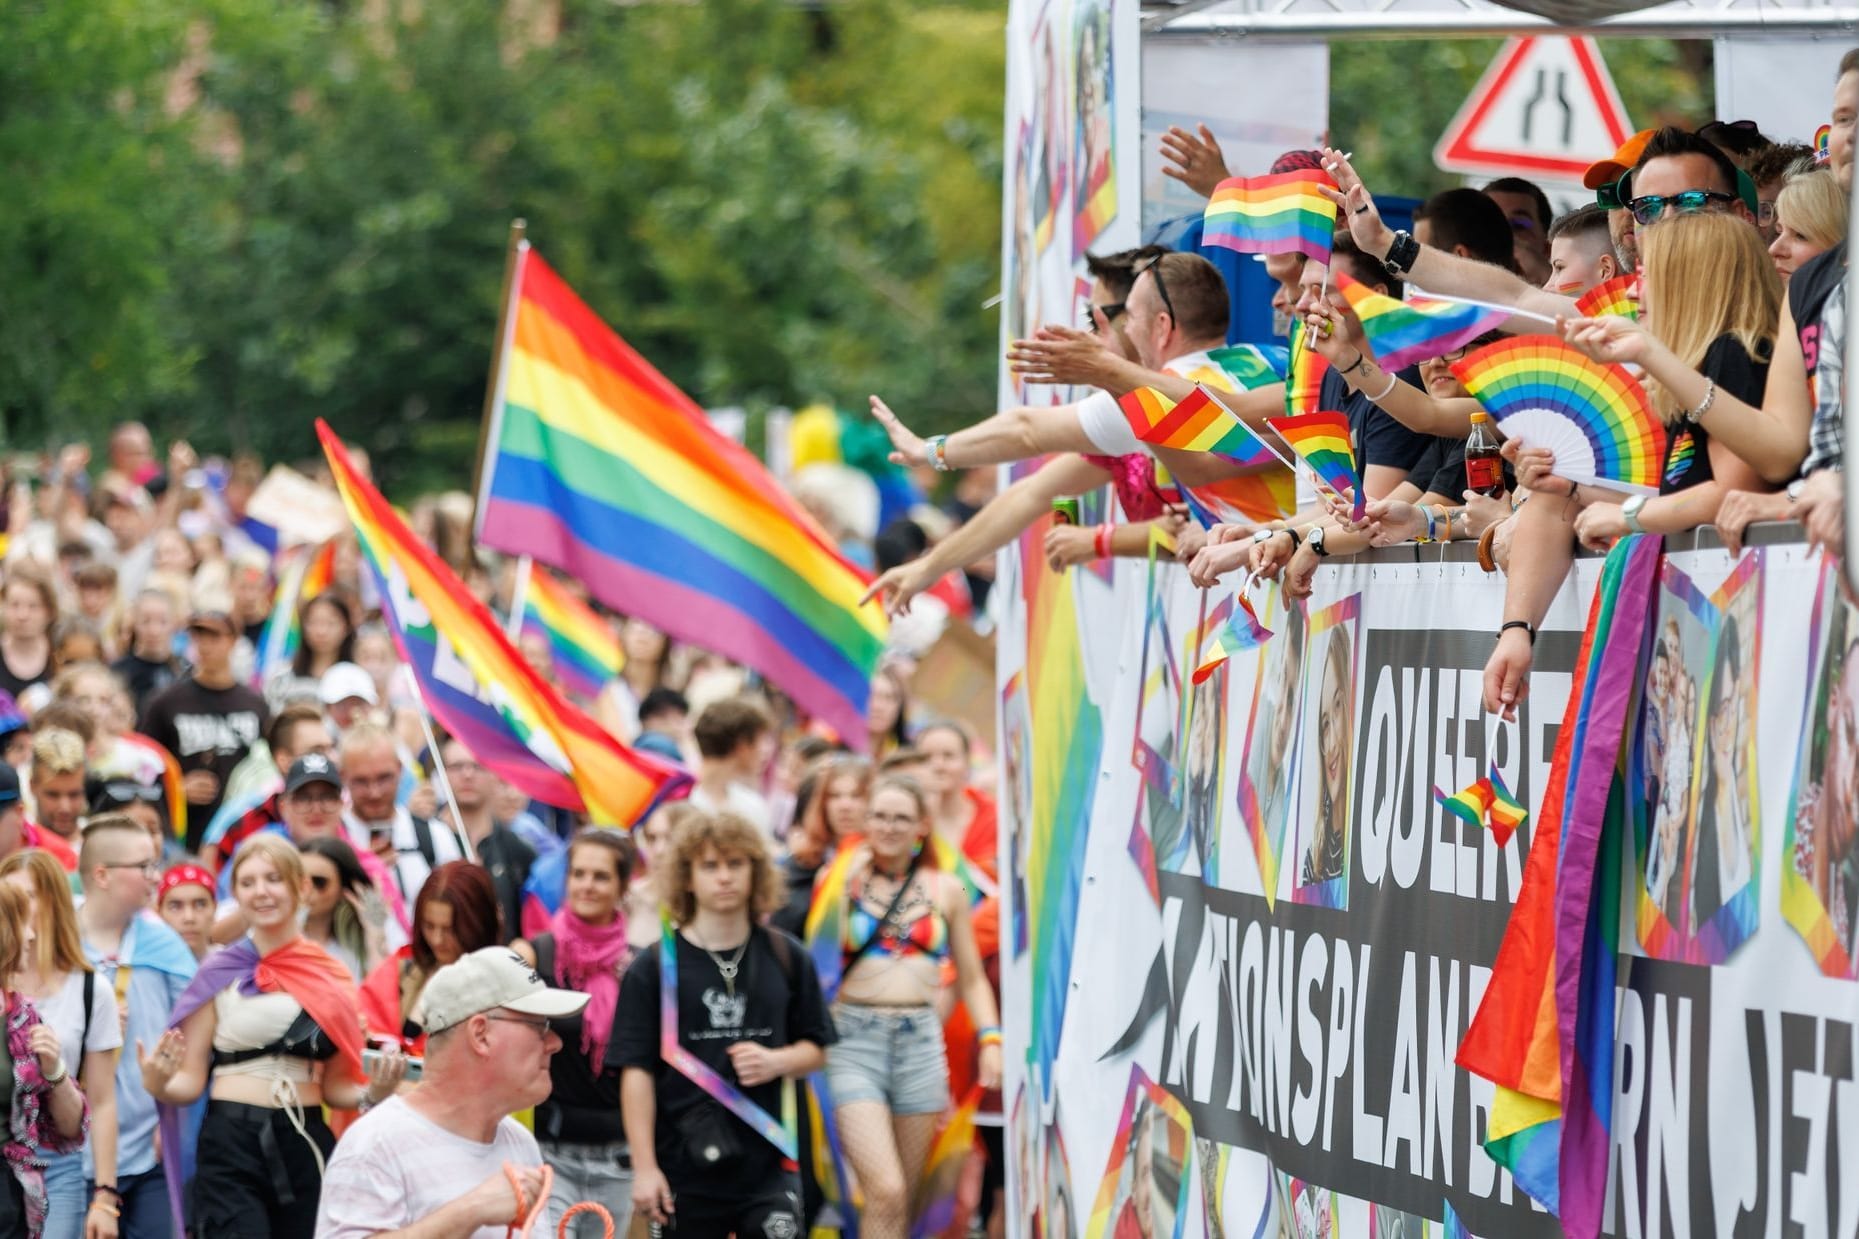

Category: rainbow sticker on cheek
[1816, 122, 1832, 163]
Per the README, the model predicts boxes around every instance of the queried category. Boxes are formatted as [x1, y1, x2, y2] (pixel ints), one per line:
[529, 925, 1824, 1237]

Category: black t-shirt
[1791, 242, 1845, 389]
[112, 652, 188, 719]
[609, 926, 836, 1193]
[1321, 368, 1432, 476]
[1658, 334, 1770, 496]
[138, 676, 269, 844]
[531, 932, 626, 1146]
[0, 651, 47, 705]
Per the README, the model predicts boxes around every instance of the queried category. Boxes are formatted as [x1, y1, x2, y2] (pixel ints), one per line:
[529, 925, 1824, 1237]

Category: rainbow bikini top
[844, 889, 950, 962]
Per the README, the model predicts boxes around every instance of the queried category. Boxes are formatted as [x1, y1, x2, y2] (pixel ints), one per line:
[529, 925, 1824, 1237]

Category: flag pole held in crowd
[469, 217, 529, 535]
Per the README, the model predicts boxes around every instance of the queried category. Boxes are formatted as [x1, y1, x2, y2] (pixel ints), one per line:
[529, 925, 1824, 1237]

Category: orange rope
[503, 1161, 616, 1239]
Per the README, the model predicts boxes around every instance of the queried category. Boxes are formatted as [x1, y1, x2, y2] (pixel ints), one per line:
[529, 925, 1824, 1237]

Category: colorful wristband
[1093, 524, 1114, 559]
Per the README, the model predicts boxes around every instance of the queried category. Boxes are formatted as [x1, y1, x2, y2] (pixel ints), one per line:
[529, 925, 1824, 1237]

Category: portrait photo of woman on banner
[1784, 565, 1859, 979]
[1293, 596, 1359, 908]
[1235, 593, 1306, 904]
[1688, 554, 1763, 961]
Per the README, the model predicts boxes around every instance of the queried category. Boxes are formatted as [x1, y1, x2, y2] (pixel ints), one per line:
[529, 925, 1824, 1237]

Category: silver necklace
[696, 929, 750, 998]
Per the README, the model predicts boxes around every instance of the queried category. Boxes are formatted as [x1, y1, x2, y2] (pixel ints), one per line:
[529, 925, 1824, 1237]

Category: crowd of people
[0, 45, 1847, 1239]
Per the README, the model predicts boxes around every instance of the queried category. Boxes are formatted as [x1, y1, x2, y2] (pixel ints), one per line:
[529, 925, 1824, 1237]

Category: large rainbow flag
[319, 422, 686, 825]
[1202, 169, 1339, 262]
[475, 245, 886, 745]
[513, 563, 624, 701]
[252, 539, 337, 686]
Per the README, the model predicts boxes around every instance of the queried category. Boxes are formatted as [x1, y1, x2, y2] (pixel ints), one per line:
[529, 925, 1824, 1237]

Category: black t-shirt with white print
[609, 925, 836, 1193]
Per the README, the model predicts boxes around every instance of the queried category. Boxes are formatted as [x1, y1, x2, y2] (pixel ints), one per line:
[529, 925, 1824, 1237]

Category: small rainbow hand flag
[909, 1086, 985, 1239]
[1117, 385, 1272, 460]
[1285, 318, 1330, 420]
[1335, 272, 1509, 371]
[1207, 342, 1289, 388]
[1432, 771, 1529, 846]
[1202, 169, 1339, 263]
[516, 565, 624, 701]
[1265, 409, 1362, 521]
[1192, 589, 1274, 684]
[1574, 273, 1639, 320]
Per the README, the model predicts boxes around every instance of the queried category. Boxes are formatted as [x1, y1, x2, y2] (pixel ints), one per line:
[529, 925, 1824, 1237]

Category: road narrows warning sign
[1434, 36, 1634, 181]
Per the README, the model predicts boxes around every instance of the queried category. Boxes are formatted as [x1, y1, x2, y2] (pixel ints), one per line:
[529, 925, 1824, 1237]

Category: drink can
[1051, 497, 1081, 526]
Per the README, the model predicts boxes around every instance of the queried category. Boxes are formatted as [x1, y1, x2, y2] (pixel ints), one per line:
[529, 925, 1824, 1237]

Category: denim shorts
[824, 1003, 949, 1116]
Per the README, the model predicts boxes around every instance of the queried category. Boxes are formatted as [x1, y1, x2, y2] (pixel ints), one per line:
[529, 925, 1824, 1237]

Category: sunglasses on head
[1133, 254, 1176, 323]
[1627, 189, 1736, 226]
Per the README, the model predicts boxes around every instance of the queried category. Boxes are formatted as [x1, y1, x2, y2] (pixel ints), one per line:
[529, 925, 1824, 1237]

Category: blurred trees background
[2, 1, 1716, 494]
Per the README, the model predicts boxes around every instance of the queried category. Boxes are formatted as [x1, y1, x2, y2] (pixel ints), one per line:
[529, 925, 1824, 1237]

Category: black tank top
[1791, 243, 1845, 389]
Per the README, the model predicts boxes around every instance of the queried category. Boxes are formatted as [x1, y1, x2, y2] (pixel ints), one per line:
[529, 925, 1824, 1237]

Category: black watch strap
[1498, 619, 1536, 646]
[1383, 229, 1419, 277]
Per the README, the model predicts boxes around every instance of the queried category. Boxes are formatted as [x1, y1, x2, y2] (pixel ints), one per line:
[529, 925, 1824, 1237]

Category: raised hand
[1007, 326, 1123, 388]
[1318, 147, 1393, 256]
[860, 562, 933, 618]
[1159, 124, 1232, 199]
[868, 396, 930, 468]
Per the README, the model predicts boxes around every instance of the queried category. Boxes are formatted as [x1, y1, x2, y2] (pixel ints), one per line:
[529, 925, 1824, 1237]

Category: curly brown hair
[657, 808, 783, 925]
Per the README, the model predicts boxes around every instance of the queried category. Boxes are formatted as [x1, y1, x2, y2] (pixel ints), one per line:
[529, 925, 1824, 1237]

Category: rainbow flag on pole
[514, 564, 624, 701]
[1334, 272, 1509, 371]
[320, 421, 686, 825]
[1202, 169, 1339, 262]
[1117, 385, 1266, 459]
[1432, 768, 1531, 847]
[1284, 319, 1330, 420]
[252, 539, 337, 685]
[1265, 410, 1362, 520]
[475, 245, 886, 745]
[1192, 591, 1273, 684]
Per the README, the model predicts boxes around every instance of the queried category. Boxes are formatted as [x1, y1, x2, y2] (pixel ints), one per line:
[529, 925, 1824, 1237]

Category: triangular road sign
[1434, 36, 1633, 182]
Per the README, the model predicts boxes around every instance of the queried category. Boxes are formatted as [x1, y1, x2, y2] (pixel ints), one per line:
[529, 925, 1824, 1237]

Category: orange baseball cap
[1583, 128, 1657, 189]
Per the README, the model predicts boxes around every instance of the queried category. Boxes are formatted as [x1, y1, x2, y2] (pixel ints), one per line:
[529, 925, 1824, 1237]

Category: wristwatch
[1308, 524, 1332, 557]
[1251, 526, 1278, 544]
[1787, 478, 1807, 502]
[1382, 229, 1420, 277]
[1621, 493, 1649, 534]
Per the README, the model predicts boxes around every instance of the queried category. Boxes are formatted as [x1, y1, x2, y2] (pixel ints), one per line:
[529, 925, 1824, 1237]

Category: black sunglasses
[1628, 190, 1736, 226]
[1085, 301, 1126, 332]
[1133, 255, 1176, 324]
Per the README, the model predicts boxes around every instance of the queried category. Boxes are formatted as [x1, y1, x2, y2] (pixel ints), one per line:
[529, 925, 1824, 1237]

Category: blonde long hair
[1638, 213, 1781, 424]
[0, 850, 92, 979]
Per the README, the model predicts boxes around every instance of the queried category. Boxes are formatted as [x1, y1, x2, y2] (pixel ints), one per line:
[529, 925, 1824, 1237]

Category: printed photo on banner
[1783, 557, 1859, 978]
[1046, 1101, 1077, 1239]
[1234, 588, 1306, 905]
[1131, 563, 1188, 873]
[1632, 561, 1716, 960]
[1293, 594, 1360, 908]
[1192, 1137, 1225, 1239]
[1181, 596, 1230, 881]
[1003, 669, 1033, 958]
[1007, 119, 1040, 357]
[1012, 1085, 1042, 1239]
[1070, 0, 1116, 257]
[1288, 1178, 1334, 1239]
[1087, 1068, 1192, 1239]
[1370, 1203, 1428, 1238]
[1030, 1, 1070, 255]
[1690, 551, 1763, 960]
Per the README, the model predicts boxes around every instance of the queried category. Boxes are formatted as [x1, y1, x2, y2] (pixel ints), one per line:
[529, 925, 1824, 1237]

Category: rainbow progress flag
[1334, 272, 1508, 371]
[1266, 410, 1362, 520]
[1192, 591, 1273, 685]
[1285, 318, 1329, 420]
[1432, 768, 1530, 846]
[476, 245, 886, 745]
[1202, 169, 1339, 262]
[515, 564, 623, 701]
[1118, 385, 1264, 458]
[320, 422, 685, 825]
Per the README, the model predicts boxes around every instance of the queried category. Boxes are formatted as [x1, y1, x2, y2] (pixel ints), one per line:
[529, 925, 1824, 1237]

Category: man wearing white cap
[315, 946, 590, 1238]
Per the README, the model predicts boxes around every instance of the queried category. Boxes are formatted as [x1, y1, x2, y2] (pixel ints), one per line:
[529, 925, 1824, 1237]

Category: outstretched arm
[861, 454, 1111, 615]
[1321, 148, 1576, 332]
[870, 396, 1098, 470]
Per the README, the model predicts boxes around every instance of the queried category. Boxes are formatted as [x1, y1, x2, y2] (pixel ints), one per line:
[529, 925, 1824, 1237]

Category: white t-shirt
[314, 1095, 542, 1239]
[35, 969, 123, 1083]
[1074, 348, 1226, 457]
[689, 782, 774, 836]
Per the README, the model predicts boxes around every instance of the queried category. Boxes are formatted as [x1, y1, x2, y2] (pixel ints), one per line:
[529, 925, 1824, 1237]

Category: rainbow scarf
[1265, 410, 1362, 520]
[515, 564, 624, 700]
[1201, 169, 1339, 262]
[252, 539, 336, 686]
[1334, 272, 1508, 371]
[320, 422, 686, 825]
[658, 917, 797, 1162]
[476, 246, 886, 745]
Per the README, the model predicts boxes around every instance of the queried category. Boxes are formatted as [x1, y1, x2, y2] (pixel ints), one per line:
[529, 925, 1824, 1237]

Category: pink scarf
[549, 906, 630, 1068]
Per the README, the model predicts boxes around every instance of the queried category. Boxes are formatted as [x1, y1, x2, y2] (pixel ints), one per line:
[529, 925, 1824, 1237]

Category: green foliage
[1330, 37, 1714, 199]
[0, 0, 1006, 496]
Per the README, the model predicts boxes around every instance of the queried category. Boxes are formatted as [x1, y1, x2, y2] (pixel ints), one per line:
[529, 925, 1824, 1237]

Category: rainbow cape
[1202, 169, 1339, 262]
[514, 563, 624, 700]
[1573, 273, 1639, 320]
[252, 538, 337, 686]
[476, 245, 886, 745]
[319, 421, 686, 826]
[1432, 767, 1529, 847]
[1334, 272, 1508, 371]
[1192, 590, 1273, 684]
[1265, 410, 1362, 520]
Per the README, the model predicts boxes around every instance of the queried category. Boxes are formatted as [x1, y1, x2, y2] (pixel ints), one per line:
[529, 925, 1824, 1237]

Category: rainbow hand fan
[1450, 335, 1668, 496]
[1574, 273, 1639, 320]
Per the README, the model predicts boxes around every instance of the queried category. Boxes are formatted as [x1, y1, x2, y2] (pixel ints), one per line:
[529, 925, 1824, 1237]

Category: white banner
[997, 532, 1859, 1238]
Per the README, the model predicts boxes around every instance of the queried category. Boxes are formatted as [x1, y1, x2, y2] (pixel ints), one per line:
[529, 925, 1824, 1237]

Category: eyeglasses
[486, 1013, 553, 1039]
[1084, 302, 1126, 332]
[1757, 199, 1778, 227]
[1133, 255, 1176, 324]
[102, 862, 161, 880]
[1628, 190, 1736, 227]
